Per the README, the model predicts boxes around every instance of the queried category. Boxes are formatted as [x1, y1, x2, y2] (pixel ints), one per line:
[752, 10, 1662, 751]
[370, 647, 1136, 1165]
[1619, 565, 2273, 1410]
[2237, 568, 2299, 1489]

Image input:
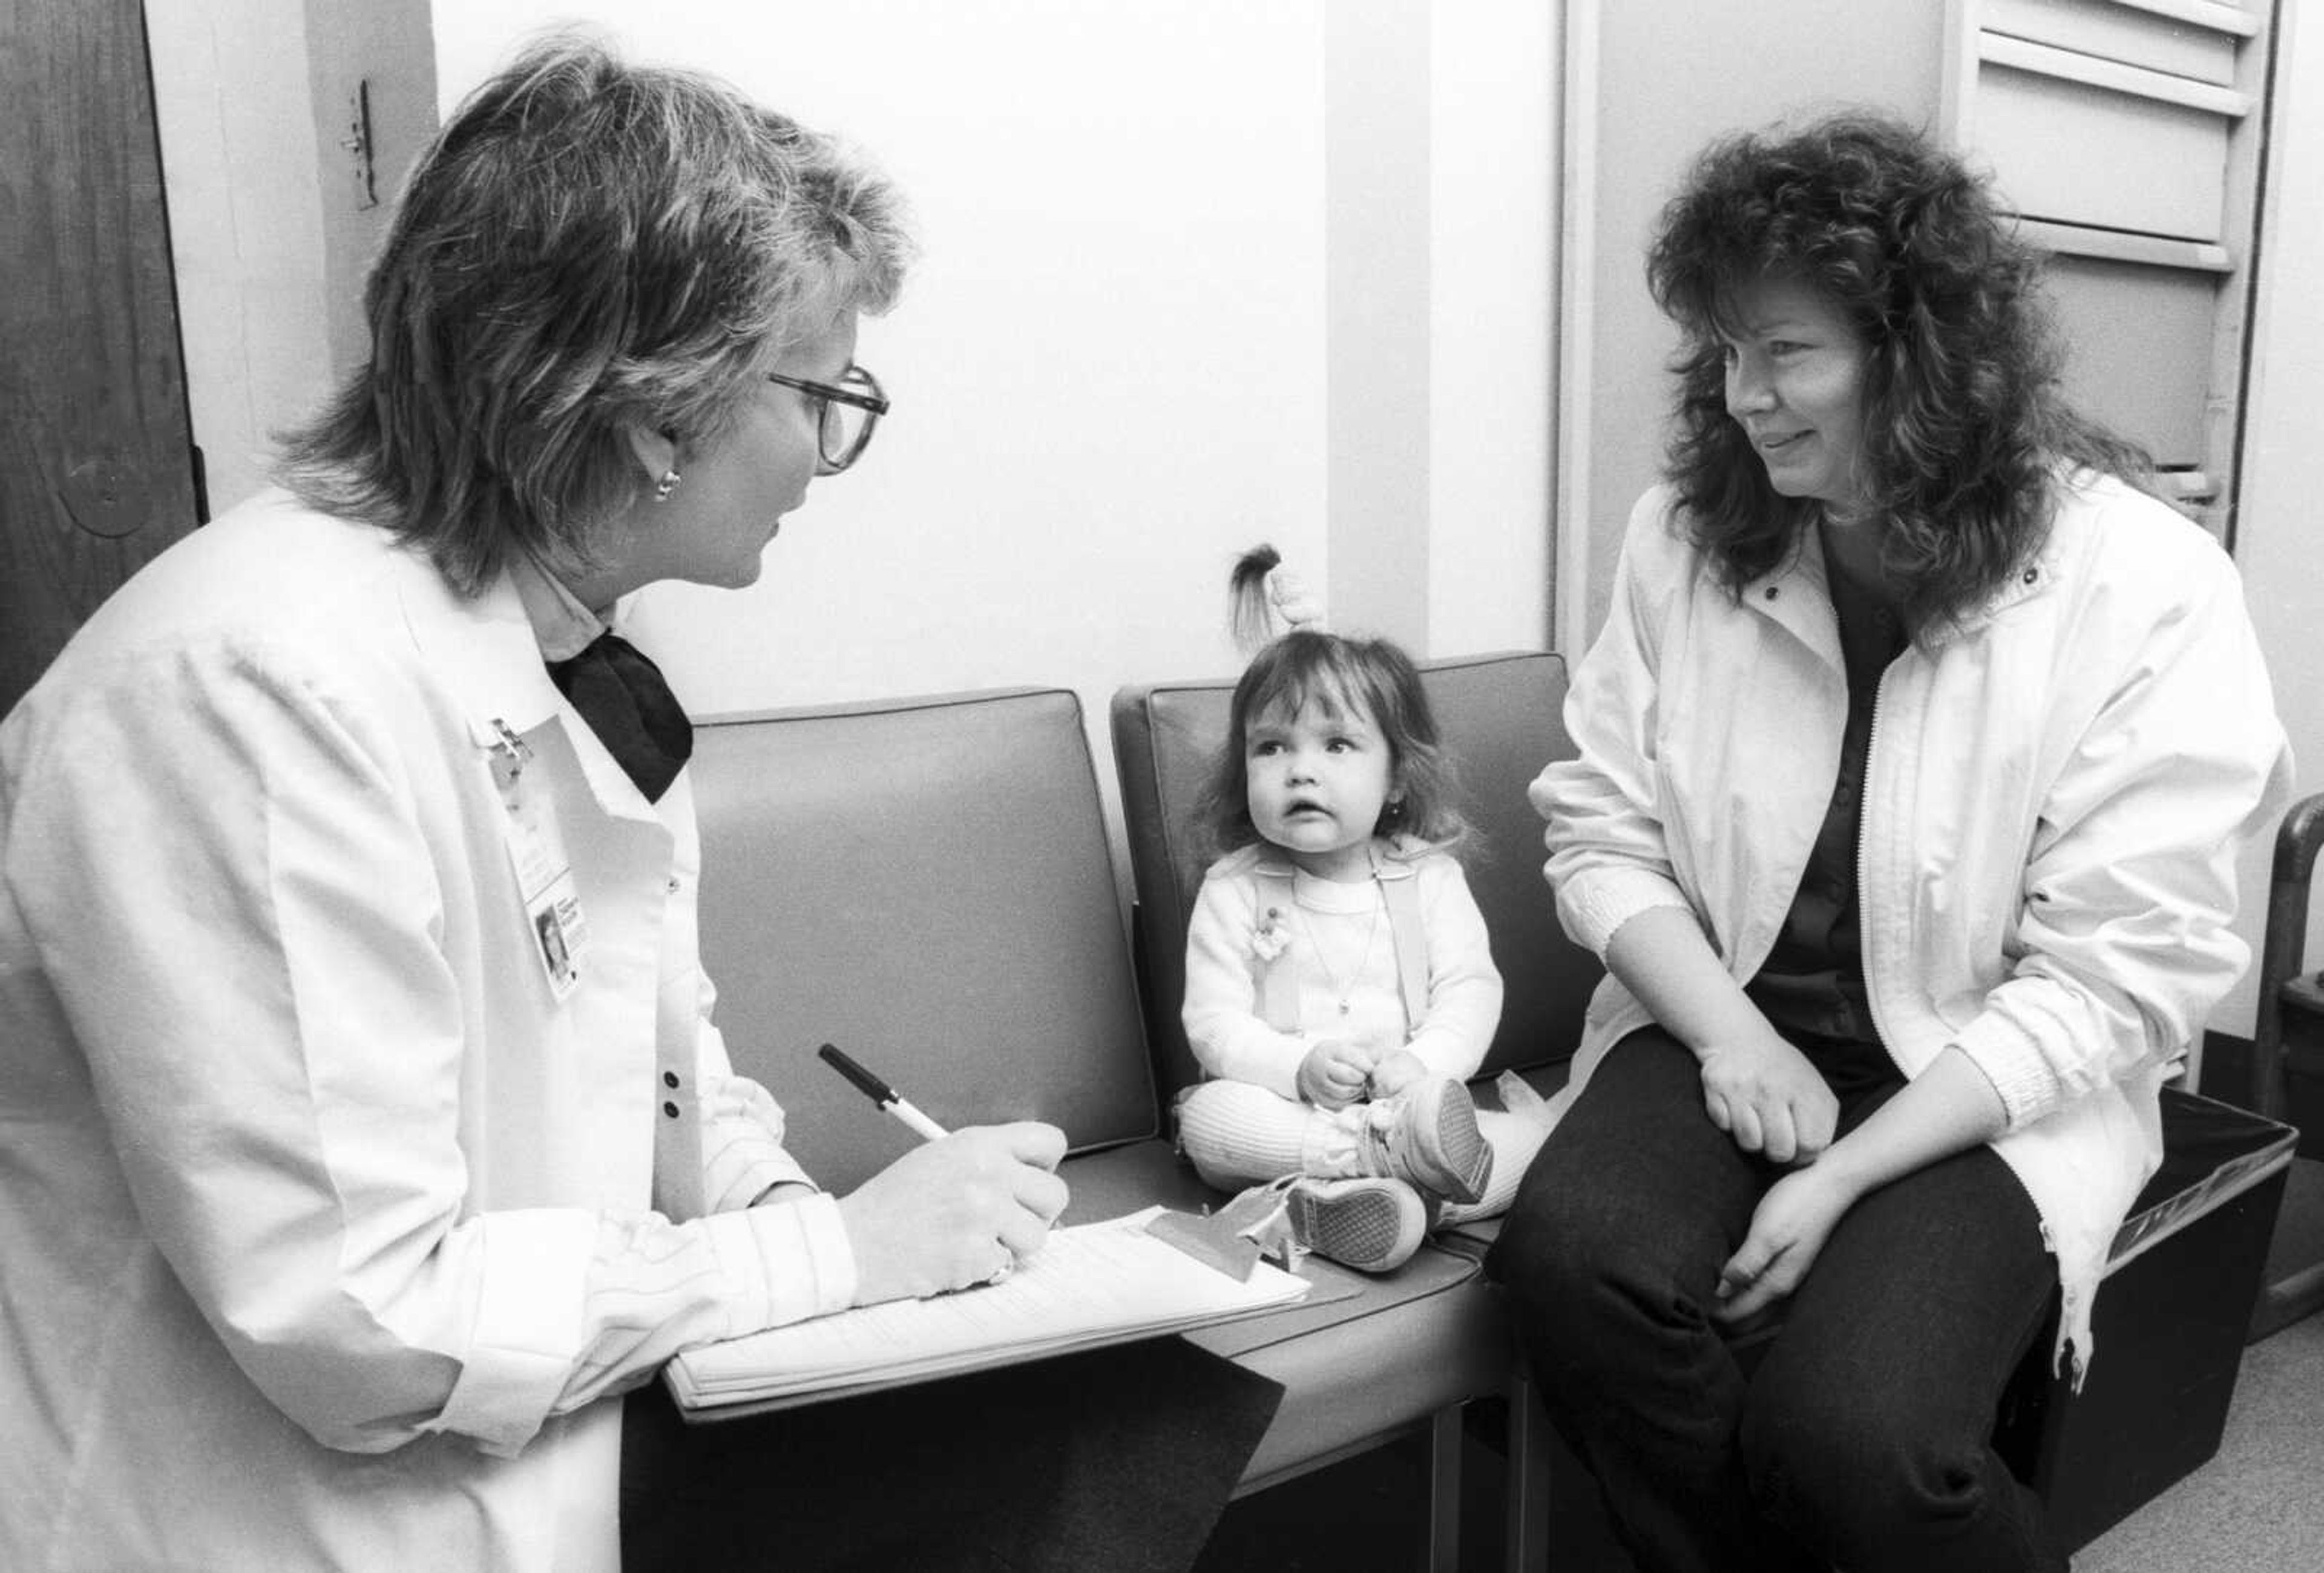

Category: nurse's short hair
[275, 31, 911, 594]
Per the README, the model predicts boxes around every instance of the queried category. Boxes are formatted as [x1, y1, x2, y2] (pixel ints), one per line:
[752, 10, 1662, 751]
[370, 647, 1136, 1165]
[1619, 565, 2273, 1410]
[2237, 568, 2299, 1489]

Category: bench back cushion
[692, 688, 1158, 1195]
[1110, 649, 1601, 1102]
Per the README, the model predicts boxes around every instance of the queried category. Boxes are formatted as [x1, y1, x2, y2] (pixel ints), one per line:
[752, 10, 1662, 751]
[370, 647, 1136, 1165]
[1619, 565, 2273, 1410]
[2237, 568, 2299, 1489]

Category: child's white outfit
[1177, 837, 1545, 1225]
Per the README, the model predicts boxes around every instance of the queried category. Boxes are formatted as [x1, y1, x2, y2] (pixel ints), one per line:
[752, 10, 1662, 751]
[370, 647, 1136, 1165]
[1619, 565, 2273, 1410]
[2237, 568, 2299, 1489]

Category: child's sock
[1437, 1108, 1552, 1225]
[1173, 1082, 1313, 1187]
[1298, 1104, 1368, 1177]
[1494, 1068, 1566, 1131]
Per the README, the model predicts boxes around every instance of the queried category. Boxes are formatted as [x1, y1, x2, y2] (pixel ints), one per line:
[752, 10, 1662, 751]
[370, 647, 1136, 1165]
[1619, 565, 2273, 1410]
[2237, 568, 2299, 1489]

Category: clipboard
[665, 1207, 1317, 1420]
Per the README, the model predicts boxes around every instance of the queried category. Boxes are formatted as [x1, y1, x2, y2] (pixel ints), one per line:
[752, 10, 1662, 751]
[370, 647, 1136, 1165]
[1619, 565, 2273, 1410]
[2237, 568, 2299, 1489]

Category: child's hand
[1298, 1039, 1377, 1110]
[1367, 1049, 1431, 1099]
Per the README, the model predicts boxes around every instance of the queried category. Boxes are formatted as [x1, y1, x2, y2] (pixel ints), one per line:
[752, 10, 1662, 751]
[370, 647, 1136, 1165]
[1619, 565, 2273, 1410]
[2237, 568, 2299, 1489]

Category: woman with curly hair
[1489, 113, 2290, 1572]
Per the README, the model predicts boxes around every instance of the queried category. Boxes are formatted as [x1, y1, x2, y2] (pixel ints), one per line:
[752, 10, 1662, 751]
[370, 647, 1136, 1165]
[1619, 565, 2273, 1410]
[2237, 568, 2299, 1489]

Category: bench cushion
[692, 688, 1158, 1195]
[692, 684, 1501, 1506]
[1055, 1138, 1496, 1493]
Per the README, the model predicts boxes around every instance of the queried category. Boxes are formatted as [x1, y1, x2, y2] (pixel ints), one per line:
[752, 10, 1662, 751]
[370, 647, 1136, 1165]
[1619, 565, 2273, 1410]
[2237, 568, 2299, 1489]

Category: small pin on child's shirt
[1252, 905, 1292, 962]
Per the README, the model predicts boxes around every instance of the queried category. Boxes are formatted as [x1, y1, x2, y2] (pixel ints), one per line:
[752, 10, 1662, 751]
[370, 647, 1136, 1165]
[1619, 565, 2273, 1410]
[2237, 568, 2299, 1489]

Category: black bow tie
[546, 631, 693, 803]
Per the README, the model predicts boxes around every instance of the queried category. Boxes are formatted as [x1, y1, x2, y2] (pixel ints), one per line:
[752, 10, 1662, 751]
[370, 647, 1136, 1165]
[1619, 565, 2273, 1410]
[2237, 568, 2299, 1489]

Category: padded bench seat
[684, 660, 2287, 1569]
[690, 685, 1508, 1566]
[1054, 1137, 1499, 1498]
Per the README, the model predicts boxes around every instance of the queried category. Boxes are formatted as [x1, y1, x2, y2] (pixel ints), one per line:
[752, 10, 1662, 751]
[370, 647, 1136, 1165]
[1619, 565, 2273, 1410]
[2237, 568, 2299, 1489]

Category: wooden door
[1, 0, 200, 715]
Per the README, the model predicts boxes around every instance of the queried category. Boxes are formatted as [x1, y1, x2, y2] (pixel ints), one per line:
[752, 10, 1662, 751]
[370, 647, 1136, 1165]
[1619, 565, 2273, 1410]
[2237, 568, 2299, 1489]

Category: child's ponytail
[1229, 543, 1325, 657]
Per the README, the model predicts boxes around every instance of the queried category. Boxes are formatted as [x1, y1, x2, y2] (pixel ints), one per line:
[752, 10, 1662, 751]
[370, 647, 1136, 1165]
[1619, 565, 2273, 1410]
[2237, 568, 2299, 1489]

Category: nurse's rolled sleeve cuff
[1560, 867, 1696, 959]
[718, 1192, 857, 1331]
[1951, 1016, 2063, 1129]
[429, 1209, 601, 1459]
[705, 1129, 811, 1213]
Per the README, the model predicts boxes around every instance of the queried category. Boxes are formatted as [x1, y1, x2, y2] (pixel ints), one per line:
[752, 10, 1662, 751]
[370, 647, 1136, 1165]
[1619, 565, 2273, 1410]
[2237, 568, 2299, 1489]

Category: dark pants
[1487, 1028, 2067, 1573]
[620, 1336, 1282, 1573]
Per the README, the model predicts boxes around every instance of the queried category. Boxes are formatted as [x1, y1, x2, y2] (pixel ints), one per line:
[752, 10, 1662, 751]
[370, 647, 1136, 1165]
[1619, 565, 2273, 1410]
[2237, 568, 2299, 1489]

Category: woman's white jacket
[0, 494, 853, 1570]
[1532, 475, 2291, 1379]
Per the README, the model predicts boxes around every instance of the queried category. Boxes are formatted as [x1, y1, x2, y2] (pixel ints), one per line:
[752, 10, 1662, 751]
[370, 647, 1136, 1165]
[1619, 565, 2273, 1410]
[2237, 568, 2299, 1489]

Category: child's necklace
[1295, 877, 1384, 1016]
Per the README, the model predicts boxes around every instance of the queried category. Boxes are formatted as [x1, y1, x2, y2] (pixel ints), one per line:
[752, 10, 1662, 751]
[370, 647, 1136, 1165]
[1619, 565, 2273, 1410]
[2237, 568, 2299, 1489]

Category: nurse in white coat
[0, 36, 1069, 1571]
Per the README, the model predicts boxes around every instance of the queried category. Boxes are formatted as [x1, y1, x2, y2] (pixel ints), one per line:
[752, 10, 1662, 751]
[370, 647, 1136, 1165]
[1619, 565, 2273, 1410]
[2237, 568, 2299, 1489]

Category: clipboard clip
[1145, 1208, 1264, 1282]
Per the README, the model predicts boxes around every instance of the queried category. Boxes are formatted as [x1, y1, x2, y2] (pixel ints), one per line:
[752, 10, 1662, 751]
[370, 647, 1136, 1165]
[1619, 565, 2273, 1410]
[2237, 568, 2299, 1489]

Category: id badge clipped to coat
[489, 719, 589, 999]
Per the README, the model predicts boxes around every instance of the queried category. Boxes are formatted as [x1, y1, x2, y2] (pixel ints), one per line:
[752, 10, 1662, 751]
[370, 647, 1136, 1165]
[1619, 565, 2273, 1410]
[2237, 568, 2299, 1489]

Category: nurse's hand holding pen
[821, 1046, 1070, 1304]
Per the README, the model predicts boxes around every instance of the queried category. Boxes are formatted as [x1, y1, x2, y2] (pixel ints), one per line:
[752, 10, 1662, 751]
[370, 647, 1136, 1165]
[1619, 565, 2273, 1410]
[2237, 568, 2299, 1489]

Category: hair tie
[1228, 542, 1329, 655]
[1262, 563, 1326, 638]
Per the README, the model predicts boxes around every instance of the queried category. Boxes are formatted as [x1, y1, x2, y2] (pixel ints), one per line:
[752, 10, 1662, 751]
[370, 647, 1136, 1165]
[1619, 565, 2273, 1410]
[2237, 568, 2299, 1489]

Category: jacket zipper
[1858, 660, 1896, 1065]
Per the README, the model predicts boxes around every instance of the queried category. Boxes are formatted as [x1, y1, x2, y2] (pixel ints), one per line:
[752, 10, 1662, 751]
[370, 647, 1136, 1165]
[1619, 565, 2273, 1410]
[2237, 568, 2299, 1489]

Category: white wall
[149, 0, 336, 514]
[1327, 0, 1432, 645]
[164, 0, 2312, 1048]
[1428, 2, 1558, 654]
[151, 0, 1554, 911]
[2222, 0, 2324, 1049]
[1559, 0, 1944, 651]
[429, 1, 1557, 735]
[152, 0, 435, 514]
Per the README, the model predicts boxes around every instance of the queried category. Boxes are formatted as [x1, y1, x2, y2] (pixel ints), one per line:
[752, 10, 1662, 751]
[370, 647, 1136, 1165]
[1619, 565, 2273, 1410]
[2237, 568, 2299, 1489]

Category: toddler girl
[1177, 550, 1547, 1272]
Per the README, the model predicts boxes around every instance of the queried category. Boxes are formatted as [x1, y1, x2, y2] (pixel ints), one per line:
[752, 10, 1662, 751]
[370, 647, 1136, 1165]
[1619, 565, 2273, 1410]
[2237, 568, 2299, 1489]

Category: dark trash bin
[1993, 1085, 2298, 1551]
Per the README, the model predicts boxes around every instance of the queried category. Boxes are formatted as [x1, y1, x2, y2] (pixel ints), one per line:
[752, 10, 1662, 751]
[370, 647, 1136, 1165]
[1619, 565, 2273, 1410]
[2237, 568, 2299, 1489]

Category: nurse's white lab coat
[0, 493, 850, 1570]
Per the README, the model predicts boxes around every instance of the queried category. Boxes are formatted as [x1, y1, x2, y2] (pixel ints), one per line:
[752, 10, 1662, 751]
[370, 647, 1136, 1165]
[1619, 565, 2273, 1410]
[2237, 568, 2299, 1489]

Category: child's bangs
[1247, 650, 1375, 732]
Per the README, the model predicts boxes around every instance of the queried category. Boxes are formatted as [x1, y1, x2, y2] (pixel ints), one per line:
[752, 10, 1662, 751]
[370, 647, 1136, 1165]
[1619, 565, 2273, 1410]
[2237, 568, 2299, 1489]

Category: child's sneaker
[1357, 1077, 1492, 1206]
[1282, 1175, 1428, 1273]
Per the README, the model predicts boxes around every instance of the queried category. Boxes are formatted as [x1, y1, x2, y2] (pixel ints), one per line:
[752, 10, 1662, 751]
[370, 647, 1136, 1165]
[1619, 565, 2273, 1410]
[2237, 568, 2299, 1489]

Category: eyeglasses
[766, 364, 889, 474]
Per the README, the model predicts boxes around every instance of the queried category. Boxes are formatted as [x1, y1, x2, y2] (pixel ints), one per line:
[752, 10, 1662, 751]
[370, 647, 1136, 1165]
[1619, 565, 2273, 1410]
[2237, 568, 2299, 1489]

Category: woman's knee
[1489, 1147, 1703, 1333]
[1489, 1138, 1596, 1290]
[1739, 1373, 1992, 1554]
